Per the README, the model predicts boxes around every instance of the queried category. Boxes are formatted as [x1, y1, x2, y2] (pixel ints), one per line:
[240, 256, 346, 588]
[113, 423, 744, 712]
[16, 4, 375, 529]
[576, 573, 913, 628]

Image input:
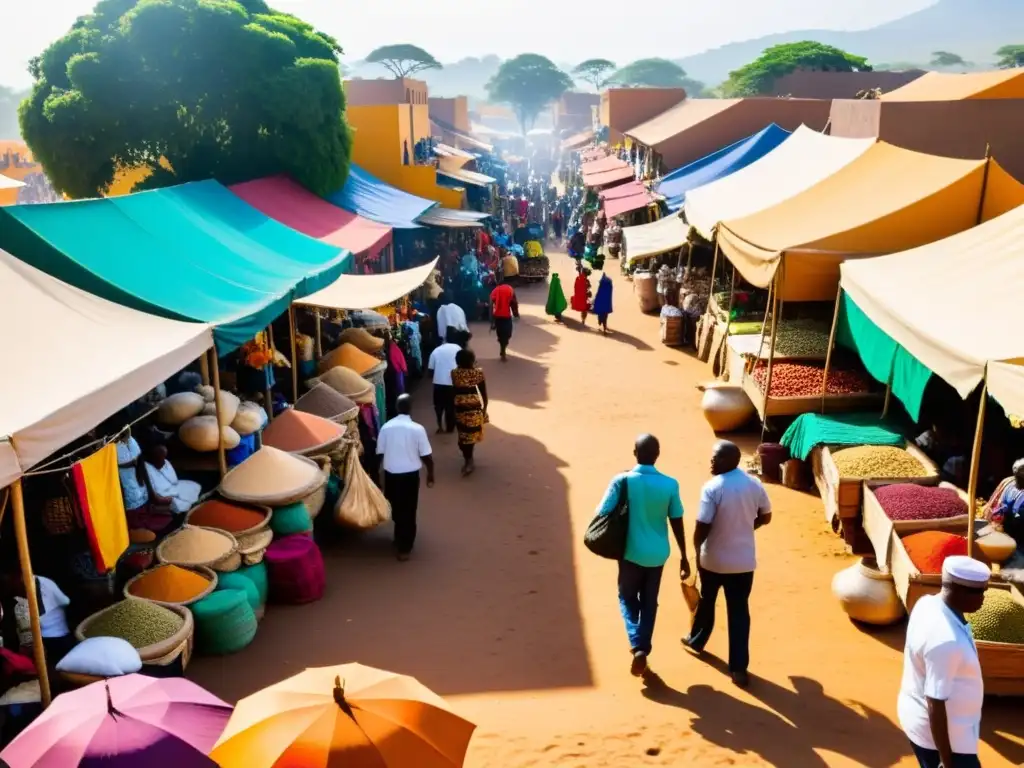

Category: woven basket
[186, 495, 272, 539]
[299, 456, 331, 520]
[75, 601, 194, 670]
[237, 529, 273, 566]
[220, 451, 327, 507]
[123, 564, 218, 608]
[42, 495, 77, 536]
[60, 671, 104, 688]
[156, 525, 239, 571]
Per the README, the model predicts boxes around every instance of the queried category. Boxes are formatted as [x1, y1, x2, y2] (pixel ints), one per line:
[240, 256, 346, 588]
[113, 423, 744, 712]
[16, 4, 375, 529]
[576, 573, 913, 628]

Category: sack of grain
[179, 416, 241, 453]
[334, 445, 391, 529]
[231, 401, 267, 436]
[157, 392, 206, 427]
[56, 637, 142, 677]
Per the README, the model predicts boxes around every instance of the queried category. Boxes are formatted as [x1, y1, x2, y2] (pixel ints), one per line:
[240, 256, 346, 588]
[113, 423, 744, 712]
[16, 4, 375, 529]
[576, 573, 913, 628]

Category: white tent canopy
[684, 126, 875, 240]
[622, 213, 689, 265]
[296, 258, 439, 311]
[840, 204, 1024, 416]
[0, 248, 213, 488]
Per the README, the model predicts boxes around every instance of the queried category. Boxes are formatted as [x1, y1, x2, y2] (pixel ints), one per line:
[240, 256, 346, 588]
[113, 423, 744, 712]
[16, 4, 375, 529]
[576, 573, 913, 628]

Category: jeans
[617, 560, 664, 656]
[384, 471, 421, 554]
[687, 569, 754, 673]
[910, 743, 982, 768]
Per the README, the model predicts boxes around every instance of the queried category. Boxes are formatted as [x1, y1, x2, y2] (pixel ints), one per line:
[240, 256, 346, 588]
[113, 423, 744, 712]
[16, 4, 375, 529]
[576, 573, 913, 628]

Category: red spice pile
[751, 361, 871, 397]
[902, 531, 968, 574]
[875, 484, 968, 522]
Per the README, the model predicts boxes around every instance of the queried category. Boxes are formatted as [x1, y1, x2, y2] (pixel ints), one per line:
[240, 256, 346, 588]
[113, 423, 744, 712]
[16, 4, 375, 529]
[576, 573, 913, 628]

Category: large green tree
[572, 59, 616, 90]
[995, 45, 1024, 69]
[19, 0, 351, 199]
[721, 41, 872, 97]
[486, 54, 573, 134]
[930, 51, 967, 68]
[611, 58, 705, 96]
[365, 44, 442, 78]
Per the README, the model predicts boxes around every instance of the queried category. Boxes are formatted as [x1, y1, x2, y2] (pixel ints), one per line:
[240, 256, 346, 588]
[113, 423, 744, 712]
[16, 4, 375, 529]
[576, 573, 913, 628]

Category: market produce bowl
[186, 496, 272, 539]
[156, 525, 239, 573]
[75, 600, 195, 671]
[123, 564, 218, 609]
[973, 585, 1024, 696]
[237, 529, 274, 566]
[219, 448, 328, 506]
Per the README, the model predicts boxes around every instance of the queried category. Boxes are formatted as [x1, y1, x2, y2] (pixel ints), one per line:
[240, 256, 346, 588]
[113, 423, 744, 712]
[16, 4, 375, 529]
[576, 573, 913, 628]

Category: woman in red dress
[571, 264, 592, 325]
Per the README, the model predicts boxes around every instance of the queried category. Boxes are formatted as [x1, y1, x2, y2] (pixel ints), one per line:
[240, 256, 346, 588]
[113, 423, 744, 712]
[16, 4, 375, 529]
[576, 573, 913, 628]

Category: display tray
[862, 481, 971, 570]
[741, 374, 883, 421]
[977, 584, 1024, 697]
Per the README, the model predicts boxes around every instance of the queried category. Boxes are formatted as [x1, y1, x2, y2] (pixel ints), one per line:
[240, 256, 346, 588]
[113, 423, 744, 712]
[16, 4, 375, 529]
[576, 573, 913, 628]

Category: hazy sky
[4, 0, 936, 89]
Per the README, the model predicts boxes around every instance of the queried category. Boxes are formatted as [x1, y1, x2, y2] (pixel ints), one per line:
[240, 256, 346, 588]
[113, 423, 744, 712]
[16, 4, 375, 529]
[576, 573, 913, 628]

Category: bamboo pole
[965, 385, 988, 559]
[753, 278, 776, 373]
[288, 305, 299, 404]
[209, 348, 228, 479]
[719, 265, 738, 376]
[11, 480, 51, 708]
[704, 239, 721, 326]
[264, 327, 274, 423]
[821, 286, 842, 414]
[315, 312, 323, 359]
[760, 275, 782, 441]
[975, 144, 992, 227]
[198, 354, 210, 387]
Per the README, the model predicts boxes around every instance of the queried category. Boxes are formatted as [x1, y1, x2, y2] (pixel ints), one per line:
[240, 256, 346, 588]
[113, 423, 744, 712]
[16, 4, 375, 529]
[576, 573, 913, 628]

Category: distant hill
[677, 0, 1023, 86]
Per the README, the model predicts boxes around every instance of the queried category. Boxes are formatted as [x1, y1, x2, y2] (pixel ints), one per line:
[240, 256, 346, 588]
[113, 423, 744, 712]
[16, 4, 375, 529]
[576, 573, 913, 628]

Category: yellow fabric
[75, 444, 128, 573]
[882, 70, 1024, 102]
[524, 241, 544, 258]
[716, 143, 1023, 302]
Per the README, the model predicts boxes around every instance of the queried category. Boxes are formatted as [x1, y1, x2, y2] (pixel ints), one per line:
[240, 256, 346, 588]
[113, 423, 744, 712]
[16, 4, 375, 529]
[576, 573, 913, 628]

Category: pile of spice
[832, 446, 928, 479]
[902, 531, 968, 574]
[261, 409, 345, 454]
[968, 590, 1024, 644]
[875, 484, 968, 522]
[219, 447, 323, 506]
[294, 383, 357, 422]
[751, 361, 871, 397]
[127, 564, 212, 603]
[83, 600, 184, 649]
[189, 499, 267, 534]
[159, 526, 234, 566]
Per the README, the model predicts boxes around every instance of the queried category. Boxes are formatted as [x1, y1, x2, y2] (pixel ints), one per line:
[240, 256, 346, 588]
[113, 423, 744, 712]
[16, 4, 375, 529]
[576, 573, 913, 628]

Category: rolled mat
[265, 535, 325, 605]
[235, 562, 269, 606]
[215, 571, 262, 614]
[190, 590, 258, 655]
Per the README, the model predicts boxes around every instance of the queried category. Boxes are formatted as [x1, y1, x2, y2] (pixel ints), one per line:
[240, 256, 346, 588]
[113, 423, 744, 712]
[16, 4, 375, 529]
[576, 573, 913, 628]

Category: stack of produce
[832, 446, 928, 479]
[968, 590, 1024, 644]
[79, 599, 184, 650]
[187, 498, 273, 565]
[875, 484, 968, 522]
[295, 383, 359, 425]
[219, 447, 327, 508]
[677, 267, 710, 317]
[902, 531, 969, 574]
[339, 327, 384, 354]
[318, 343, 381, 377]
[191, 590, 258, 655]
[309, 366, 375, 406]
[773, 320, 832, 358]
[751, 361, 872, 398]
[261, 409, 346, 456]
[158, 391, 242, 453]
[519, 255, 549, 278]
[125, 564, 215, 606]
[265, 534, 326, 605]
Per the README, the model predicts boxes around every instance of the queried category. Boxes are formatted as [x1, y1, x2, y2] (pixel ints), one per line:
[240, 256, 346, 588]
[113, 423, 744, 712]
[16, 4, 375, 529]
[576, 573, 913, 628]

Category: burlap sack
[333, 446, 391, 529]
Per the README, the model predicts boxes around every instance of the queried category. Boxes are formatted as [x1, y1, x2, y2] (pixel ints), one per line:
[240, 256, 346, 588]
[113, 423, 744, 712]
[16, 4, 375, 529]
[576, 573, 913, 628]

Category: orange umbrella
[210, 664, 476, 768]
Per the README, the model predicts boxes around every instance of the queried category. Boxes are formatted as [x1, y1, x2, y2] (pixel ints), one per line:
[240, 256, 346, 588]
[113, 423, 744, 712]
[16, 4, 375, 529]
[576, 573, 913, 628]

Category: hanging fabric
[70, 443, 128, 574]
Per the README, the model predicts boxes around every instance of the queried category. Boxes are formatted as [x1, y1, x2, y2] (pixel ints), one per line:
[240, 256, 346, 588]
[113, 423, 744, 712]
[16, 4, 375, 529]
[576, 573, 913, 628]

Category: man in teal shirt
[596, 434, 689, 677]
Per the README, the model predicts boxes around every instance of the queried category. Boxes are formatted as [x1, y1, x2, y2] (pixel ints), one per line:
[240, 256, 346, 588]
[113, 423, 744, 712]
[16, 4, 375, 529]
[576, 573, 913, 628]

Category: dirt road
[190, 251, 1022, 767]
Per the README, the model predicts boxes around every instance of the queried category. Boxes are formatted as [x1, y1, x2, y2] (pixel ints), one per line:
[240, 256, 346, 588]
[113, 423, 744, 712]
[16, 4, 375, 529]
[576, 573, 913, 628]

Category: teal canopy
[0, 180, 350, 354]
[780, 412, 907, 461]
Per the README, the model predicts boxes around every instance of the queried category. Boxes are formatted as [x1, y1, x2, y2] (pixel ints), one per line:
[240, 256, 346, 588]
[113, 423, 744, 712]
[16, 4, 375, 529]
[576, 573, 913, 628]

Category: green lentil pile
[774, 321, 832, 358]
[968, 590, 1024, 644]
[83, 599, 184, 649]
[832, 445, 928, 479]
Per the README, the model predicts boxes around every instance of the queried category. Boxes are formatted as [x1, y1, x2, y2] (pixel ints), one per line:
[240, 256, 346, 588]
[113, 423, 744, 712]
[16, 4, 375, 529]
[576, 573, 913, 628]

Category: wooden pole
[753, 278, 775, 373]
[821, 286, 842, 414]
[882, 374, 894, 419]
[209, 348, 228, 479]
[704, 239, 721, 326]
[315, 312, 323, 359]
[760, 274, 782, 442]
[288, 305, 299, 404]
[965, 385, 988, 559]
[11, 480, 51, 708]
[264, 327, 274, 423]
[199, 354, 210, 386]
[719, 265, 738, 376]
[975, 143, 992, 227]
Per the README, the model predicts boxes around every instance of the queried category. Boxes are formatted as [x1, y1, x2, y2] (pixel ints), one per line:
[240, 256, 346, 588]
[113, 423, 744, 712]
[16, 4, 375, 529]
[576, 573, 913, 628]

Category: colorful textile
[546, 274, 568, 317]
[593, 274, 613, 316]
[452, 367, 487, 446]
[571, 272, 592, 313]
[780, 412, 906, 461]
[70, 444, 128, 574]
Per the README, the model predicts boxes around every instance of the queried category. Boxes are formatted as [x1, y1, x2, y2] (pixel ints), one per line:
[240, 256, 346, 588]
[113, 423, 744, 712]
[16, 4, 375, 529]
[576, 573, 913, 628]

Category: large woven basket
[156, 525, 239, 572]
[300, 457, 331, 520]
[122, 564, 218, 608]
[220, 450, 327, 506]
[75, 601, 195, 670]
[186, 494, 272, 539]
[237, 529, 274, 566]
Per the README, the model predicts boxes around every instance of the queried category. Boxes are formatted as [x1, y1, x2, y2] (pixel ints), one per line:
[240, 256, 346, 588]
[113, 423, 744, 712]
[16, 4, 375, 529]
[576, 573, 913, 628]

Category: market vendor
[990, 458, 1024, 547]
[0, 571, 75, 667]
[143, 442, 202, 515]
[115, 430, 149, 515]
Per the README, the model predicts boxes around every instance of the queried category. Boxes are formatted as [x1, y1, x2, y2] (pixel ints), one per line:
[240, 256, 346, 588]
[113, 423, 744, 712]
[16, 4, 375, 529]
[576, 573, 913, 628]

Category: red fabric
[490, 284, 516, 318]
[571, 273, 591, 313]
[580, 156, 628, 175]
[0, 648, 37, 678]
[583, 167, 635, 188]
[600, 181, 646, 200]
[604, 191, 653, 218]
[516, 199, 529, 218]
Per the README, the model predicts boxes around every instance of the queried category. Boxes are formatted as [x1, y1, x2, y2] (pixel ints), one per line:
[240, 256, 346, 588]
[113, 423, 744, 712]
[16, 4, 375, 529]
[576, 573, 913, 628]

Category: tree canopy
[995, 45, 1024, 69]
[610, 58, 705, 96]
[721, 41, 872, 97]
[486, 54, 573, 134]
[19, 0, 351, 199]
[572, 59, 616, 90]
[365, 44, 442, 78]
[930, 51, 966, 68]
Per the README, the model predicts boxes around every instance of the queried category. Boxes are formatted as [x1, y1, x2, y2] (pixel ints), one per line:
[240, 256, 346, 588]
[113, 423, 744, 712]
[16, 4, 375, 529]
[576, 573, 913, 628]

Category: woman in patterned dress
[451, 348, 489, 476]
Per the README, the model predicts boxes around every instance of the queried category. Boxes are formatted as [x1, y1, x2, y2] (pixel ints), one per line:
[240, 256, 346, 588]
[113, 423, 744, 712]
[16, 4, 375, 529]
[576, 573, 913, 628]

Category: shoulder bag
[584, 475, 629, 560]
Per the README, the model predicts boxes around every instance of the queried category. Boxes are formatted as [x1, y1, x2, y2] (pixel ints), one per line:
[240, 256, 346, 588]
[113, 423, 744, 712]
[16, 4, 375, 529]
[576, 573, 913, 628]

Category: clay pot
[976, 531, 1017, 565]
[832, 558, 906, 626]
[699, 382, 755, 433]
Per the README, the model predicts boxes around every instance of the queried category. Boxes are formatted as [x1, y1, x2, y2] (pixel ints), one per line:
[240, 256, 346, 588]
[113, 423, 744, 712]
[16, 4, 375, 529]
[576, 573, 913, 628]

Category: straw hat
[310, 366, 375, 405]
[318, 343, 380, 376]
[261, 409, 346, 455]
[294, 383, 359, 421]
[339, 327, 384, 355]
[219, 447, 326, 506]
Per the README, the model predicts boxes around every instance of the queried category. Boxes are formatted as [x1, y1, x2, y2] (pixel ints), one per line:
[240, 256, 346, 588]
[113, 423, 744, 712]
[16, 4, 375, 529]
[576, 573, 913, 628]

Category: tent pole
[12, 479, 51, 708]
[199, 354, 210, 386]
[704, 239, 721, 326]
[288, 305, 299, 404]
[315, 312, 323, 359]
[975, 143, 992, 227]
[821, 286, 842, 414]
[882, 376, 894, 418]
[965, 384, 988, 560]
[720, 265, 738, 377]
[760, 275, 782, 442]
[753, 278, 775, 372]
[264, 327, 274, 423]
[209, 348, 228, 479]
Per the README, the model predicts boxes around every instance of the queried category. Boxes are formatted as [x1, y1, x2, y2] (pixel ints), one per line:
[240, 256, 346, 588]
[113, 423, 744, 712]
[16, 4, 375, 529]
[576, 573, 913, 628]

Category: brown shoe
[732, 671, 750, 689]
[396, 552, 411, 562]
[630, 651, 648, 677]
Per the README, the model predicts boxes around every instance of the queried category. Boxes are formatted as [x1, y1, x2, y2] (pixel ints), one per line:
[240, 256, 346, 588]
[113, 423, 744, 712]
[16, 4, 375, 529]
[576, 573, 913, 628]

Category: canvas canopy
[561, 130, 594, 150]
[0, 248, 213, 488]
[600, 181, 647, 200]
[328, 165, 436, 229]
[605, 191, 654, 219]
[230, 176, 392, 258]
[0, 180, 350, 354]
[431, 117, 494, 152]
[581, 156, 628, 175]
[297, 258, 439, 312]
[436, 165, 496, 188]
[417, 208, 490, 228]
[626, 99, 739, 149]
[656, 124, 790, 212]
[583, 166, 635, 188]
[840, 204, 1024, 419]
[881, 70, 1024, 102]
[434, 143, 476, 160]
[622, 213, 689, 264]
[685, 126, 876, 240]
[717, 143, 1024, 302]
[0, 174, 23, 191]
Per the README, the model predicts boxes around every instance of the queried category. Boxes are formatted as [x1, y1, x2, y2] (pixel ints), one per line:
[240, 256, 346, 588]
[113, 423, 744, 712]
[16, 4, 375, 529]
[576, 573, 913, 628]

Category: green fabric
[270, 501, 312, 536]
[192, 589, 257, 655]
[546, 275, 568, 316]
[0, 180, 351, 354]
[780, 412, 906, 461]
[836, 292, 933, 422]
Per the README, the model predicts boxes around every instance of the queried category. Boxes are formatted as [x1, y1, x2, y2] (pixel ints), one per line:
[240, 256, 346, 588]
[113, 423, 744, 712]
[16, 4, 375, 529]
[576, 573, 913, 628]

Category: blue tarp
[656, 124, 791, 212]
[327, 165, 437, 229]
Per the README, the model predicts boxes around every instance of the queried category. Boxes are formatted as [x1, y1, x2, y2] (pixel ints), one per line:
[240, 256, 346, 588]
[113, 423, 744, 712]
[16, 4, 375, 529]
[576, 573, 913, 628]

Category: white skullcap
[941, 556, 991, 588]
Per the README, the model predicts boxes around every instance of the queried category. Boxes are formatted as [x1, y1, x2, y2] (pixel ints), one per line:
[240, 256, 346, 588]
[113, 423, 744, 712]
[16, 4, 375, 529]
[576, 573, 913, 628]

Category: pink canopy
[604, 190, 654, 218]
[230, 176, 393, 258]
[600, 181, 647, 200]
[583, 166, 636, 188]
[581, 156, 628, 175]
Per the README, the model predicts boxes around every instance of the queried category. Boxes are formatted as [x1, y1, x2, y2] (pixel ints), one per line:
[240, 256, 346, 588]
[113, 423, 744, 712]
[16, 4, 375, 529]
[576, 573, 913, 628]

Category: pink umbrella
[0, 675, 232, 768]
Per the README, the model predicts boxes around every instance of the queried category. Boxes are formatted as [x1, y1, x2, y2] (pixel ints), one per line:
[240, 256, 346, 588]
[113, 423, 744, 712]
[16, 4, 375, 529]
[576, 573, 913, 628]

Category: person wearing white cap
[898, 555, 990, 768]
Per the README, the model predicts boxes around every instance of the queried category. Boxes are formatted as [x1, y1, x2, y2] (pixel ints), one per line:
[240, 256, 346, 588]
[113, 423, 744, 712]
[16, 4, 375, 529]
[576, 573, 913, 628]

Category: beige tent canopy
[295, 258, 439, 312]
[881, 70, 1024, 102]
[626, 99, 740, 149]
[0, 248, 214, 488]
[716, 142, 1024, 302]
[622, 213, 688, 265]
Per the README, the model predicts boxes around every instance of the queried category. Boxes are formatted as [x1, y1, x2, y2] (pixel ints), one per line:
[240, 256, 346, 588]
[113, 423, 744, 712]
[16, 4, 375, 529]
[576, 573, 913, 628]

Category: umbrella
[210, 664, 476, 767]
[0, 675, 232, 767]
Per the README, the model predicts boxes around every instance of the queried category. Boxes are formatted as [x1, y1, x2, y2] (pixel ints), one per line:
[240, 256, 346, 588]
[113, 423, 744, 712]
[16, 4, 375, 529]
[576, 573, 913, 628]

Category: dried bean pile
[902, 531, 968, 574]
[774, 323, 832, 358]
[752, 361, 871, 397]
[84, 599, 184, 649]
[875, 484, 968, 522]
[832, 446, 928, 479]
[968, 590, 1024, 644]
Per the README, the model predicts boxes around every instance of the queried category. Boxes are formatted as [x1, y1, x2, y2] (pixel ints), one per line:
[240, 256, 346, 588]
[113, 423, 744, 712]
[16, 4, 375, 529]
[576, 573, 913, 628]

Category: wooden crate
[889, 529, 944, 614]
[741, 374, 884, 422]
[977, 585, 1024, 697]
[862, 481, 971, 571]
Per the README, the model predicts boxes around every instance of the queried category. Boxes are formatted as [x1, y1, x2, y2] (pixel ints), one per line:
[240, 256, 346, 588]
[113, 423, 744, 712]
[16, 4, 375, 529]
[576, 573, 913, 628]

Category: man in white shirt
[376, 394, 435, 561]
[898, 556, 989, 768]
[427, 340, 461, 434]
[435, 293, 469, 345]
[682, 440, 771, 689]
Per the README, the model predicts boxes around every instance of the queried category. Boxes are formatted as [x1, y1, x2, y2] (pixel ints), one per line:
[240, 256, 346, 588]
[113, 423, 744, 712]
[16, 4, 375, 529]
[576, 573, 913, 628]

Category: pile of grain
[968, 590, 1024, 644]
[127, 565, 211, 603]
[83, 600, 184, 649]
[875, 485, 967, 522]
[832, 446, 927, 479]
